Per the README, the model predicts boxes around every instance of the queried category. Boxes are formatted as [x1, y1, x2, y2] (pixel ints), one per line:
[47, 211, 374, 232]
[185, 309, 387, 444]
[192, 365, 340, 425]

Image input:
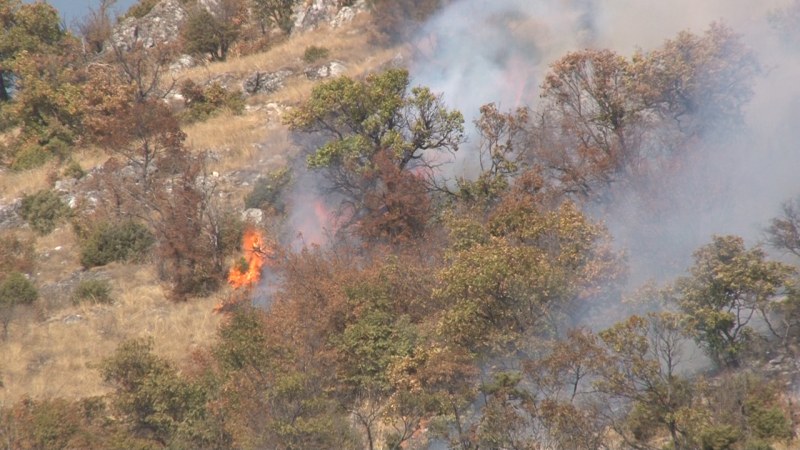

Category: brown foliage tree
[531, 24, 759, 202]
[76, 0, 116, 54]
[358, 150, 432, 244]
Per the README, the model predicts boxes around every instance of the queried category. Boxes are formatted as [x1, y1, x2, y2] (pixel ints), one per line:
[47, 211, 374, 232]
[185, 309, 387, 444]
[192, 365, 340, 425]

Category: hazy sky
[30, 0, 139, 27]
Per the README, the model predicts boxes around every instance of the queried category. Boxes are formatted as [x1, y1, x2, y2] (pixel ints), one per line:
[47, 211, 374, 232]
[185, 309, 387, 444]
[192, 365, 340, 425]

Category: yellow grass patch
[0, 13, 405, 408]
[180, 15, 381, 84]
[0, 164, 55, 203]
[0, 264, 222, 405]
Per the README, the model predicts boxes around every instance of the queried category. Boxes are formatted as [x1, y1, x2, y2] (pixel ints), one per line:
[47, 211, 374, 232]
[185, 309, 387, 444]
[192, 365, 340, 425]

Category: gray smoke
[411, 0, 800, 283]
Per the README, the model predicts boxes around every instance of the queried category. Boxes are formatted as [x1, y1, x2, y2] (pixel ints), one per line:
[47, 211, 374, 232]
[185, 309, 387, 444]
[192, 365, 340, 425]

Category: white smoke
[411, 0, 800, 282]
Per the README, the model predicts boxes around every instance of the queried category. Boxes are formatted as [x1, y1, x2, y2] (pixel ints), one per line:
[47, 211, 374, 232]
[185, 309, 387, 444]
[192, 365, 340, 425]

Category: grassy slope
[0, 12, 403, 405]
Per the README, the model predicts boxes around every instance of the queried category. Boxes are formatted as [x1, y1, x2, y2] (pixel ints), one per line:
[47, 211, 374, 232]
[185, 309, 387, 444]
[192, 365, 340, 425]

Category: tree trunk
[0, 71, 10, 102]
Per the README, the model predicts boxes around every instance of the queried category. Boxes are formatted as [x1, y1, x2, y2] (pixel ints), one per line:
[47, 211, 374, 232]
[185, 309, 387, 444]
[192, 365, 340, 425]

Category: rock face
[109, 0, 189, 50]
[243, 70, 294, 95]
[0, 200, 23, 230]
[108, 0, 365, 52]
[293, 0, 366, 32]
[242, 208, 265, 226]
[304, 61, 347, 80]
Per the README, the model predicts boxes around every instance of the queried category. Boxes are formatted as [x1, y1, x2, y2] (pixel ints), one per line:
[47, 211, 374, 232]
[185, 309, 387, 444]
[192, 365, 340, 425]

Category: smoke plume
[411, 0, 800, 282]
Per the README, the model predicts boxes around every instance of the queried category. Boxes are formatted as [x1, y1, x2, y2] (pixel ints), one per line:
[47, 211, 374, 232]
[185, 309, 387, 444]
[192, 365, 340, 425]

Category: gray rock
[207, 72, 239, 91]
[304, 60, 347, 80]
[293, 0, 336, 31]
[242, 208, 265, 225]
[54, 178, 76, 193]
[292, 0, 366, 32]
[109, 0, 189, 51]
[243, 70, 293, 95]
[62, 314, 85, 325]
[330, 5, 358, 28]
[0, 200, 24, 230]
[169, 54, 197, 72]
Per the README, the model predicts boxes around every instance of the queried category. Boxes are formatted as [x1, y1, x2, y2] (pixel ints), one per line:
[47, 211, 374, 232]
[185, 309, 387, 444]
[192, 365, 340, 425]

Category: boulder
[330, 5, 358, 28]
[169, 54, 197, 72]
[242, 208, 265, 226]
[108, 0, 189, 51]
[304, 60, 347, 80]
[243, 70, 294, 95]
[293, 0, 366, 32]
[0, 200, 23, 230]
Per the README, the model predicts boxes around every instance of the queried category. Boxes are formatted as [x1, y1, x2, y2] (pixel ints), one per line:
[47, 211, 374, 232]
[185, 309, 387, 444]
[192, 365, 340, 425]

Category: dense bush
[303, 45, 330, 63]
[11, 143, 53, 170]
[62, 159, 85, 179]
[100, 338, 220, 446]
[0, 272, 37, 306]
[72, 279, 113, 305]
[181, 5, 240, 61]
[243, 167, 291, 213]
[10, 134, 73, 170]
[19, 189, 70, 235]
[0, 271, 37, 339]
[178, 79, 244, 123]
[79, 221, 154, 268]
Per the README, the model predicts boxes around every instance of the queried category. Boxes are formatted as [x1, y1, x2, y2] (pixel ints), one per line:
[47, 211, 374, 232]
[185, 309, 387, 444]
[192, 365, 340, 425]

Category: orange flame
[227, 228, 269, 289]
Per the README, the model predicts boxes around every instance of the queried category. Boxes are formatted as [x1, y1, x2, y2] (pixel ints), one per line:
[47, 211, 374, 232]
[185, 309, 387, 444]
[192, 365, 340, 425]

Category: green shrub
[179, 80, 244, 123]
[743, 440, 774, 450]
[79, 221, 154, 268]
[748, 405, 792, 440]
[0, 271, 37, 338]
[181, 6, 239, 61]
[19, 189, 70, 235]
[62, 160, 85, 179]
[700, 424, 741, 450]
[217, 209, 246, 257]
[303, 45, 330, 63]
[244, 167, 291, 212]
[72, 279, 113, 305]
[101, 338, 212, 446]
[0, 272, 37, 306]
[11, 143, 53, 170]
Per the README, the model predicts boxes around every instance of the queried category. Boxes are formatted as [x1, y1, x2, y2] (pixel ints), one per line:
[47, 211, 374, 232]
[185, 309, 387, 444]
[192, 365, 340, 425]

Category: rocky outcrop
[293, 0, 366, 32]
[243, 70, 294, 95]
[109, 0, 189, 50]
[0, 200, 23, 230]
[304, 60, 347, 80]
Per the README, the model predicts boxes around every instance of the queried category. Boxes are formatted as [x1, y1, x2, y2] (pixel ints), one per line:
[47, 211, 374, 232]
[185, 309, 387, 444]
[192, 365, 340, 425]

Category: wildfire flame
[227, 228, 269, 289]
[214, 228, 271, 313]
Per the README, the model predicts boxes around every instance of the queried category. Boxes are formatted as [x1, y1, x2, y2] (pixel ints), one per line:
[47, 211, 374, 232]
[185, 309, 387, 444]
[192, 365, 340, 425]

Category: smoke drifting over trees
[4, 0, 800, 449]
[412, 0, 800, 281]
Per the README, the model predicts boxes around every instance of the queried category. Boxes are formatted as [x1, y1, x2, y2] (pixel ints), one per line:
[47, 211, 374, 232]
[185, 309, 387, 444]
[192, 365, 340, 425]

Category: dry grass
[0, 264, 222, 405]
[0, 164, 55, 203]
[0, 147, 107, 203]
[181, 15, 405, 175]
[180, 15, 384, 87]
[0, 13, 402, 407]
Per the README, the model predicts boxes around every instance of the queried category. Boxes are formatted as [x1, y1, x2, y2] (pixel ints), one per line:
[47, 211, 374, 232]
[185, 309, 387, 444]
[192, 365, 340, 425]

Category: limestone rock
[293, 0, 366, 32]
[243, 70, 294, 95]
[0, 200, 23, 230]
[304, 60, 347, 80]
[109, 0, 189, 51]
[242, 208, 265, 226]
